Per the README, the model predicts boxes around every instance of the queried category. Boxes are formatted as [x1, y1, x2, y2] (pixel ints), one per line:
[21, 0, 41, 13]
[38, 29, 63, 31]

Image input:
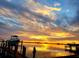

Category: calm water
[17, 39, 79, 58]
[22, 43, 74, 58]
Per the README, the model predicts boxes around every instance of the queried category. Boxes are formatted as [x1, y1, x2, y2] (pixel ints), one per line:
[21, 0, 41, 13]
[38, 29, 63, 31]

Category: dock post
[22, 46, 26, 57]
[33, 47, 36, 58]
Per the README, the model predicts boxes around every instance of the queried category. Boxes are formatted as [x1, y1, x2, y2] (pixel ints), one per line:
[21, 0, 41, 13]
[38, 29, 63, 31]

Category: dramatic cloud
[0, 0, 78, 39]
[54, 0, 79, 32]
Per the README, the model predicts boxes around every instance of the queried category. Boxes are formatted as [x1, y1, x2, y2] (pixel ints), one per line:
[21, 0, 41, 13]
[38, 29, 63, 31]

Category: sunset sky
[0, 0, 79, 40]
